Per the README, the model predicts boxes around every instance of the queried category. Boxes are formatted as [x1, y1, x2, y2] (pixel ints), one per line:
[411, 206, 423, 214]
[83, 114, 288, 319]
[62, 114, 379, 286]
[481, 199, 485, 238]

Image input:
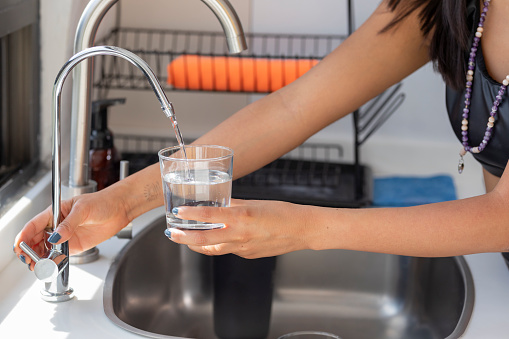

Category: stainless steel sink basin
[103, 216, 474, 339]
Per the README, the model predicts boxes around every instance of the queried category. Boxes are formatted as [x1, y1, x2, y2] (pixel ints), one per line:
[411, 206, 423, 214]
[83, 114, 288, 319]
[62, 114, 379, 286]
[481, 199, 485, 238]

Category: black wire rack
[114, 134, 371, 207]
[94, 28, 346, 93]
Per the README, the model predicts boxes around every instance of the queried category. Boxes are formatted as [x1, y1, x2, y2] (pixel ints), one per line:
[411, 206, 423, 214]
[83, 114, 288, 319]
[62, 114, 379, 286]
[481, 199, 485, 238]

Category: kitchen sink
[103, 216, 474, 339]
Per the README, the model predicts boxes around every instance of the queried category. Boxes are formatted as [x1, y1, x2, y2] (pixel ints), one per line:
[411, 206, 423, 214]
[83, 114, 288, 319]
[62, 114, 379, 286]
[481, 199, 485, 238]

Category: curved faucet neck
[69, 0, 247, 191]
[53, 46, 178, 231]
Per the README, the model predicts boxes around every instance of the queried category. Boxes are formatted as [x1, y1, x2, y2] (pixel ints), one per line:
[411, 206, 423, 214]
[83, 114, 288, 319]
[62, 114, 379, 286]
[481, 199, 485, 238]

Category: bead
[467, 75, 473, 81]
[506, 75, 509, 81]
[472, 147, 480, 153]
[488, 122, 494, 128]
[467, 70, 474, 76]
[477, 27, 484, 33]
[489, 117, 495, 123]
[475, 31, 482, 38]
[462, 119, 468, 125]
[503, 79, 509, 86]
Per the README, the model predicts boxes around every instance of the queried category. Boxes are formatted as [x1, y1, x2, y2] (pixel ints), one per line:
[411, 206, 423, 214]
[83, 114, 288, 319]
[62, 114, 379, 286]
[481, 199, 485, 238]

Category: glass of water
[158, 145, 233, 230]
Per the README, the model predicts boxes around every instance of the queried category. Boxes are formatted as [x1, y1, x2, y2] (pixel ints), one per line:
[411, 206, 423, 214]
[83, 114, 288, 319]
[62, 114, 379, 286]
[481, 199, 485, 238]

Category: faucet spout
[200, 0, 248, 53]
[46, 46, 180, 302]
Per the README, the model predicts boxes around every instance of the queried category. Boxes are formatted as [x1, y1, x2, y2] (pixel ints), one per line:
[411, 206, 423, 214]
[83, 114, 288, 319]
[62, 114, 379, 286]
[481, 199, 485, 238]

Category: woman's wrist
[301, 205, 354, 252]
[298, 204, 331, 251]
[113, 163, 164, 222]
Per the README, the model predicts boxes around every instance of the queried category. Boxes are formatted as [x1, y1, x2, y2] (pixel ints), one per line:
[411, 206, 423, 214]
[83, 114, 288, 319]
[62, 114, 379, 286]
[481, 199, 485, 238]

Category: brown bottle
[89, 98, 125, 191]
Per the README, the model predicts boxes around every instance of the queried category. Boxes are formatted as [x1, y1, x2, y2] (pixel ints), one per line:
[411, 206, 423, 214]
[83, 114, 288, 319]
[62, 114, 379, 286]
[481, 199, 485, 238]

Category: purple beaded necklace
[458, 0, 509, 173]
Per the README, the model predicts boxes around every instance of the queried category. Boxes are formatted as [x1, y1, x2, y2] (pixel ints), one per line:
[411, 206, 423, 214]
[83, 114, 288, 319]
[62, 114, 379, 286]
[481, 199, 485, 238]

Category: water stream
[163, 104, 191, 179]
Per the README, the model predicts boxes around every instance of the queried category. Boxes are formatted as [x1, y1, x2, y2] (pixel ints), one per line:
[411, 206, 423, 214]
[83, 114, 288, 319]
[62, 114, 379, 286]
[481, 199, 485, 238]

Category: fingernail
[13, 245, 16, 253]
[28, 263, 32, 271]
[48, 232, 61, 244]
[164, 229, 172, 239]
[19, 255, 26, 264]
[172, 207, 179, 216]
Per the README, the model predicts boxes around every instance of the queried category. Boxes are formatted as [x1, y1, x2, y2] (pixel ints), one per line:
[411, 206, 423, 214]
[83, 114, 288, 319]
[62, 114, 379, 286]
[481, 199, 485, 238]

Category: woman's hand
[166, 199, 316, 259]
[13, 188, 131, 267]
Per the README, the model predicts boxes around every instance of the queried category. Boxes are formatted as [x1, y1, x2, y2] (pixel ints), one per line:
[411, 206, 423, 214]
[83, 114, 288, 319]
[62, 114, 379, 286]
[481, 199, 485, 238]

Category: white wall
[39, 0, 117, 168]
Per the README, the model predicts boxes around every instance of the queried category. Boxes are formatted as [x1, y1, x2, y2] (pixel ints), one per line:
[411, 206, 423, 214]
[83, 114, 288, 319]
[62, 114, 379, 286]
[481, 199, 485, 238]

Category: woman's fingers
[187, 244, 231, 256]
[14, 207, 53, 261]
[49, 199, 87, 245]
[174, 205, 234, 225]
[166, 226, 240, 248]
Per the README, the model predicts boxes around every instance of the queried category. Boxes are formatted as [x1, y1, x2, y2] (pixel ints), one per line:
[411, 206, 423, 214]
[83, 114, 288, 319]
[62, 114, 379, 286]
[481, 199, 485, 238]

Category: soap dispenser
[89, 98, 125, 191]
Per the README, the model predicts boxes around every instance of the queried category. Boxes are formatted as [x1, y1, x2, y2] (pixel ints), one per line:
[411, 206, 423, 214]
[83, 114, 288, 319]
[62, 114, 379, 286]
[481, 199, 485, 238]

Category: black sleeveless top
[446, 0, 509, 178]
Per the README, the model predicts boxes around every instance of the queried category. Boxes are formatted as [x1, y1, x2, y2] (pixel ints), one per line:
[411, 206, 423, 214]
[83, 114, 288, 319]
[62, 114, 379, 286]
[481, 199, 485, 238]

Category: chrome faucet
[22, 45, 190, 302]
[68, 0, 247, 264]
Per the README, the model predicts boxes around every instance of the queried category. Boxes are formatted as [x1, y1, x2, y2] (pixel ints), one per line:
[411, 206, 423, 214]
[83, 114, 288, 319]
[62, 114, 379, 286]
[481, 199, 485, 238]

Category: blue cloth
[373, 175, 457, 207]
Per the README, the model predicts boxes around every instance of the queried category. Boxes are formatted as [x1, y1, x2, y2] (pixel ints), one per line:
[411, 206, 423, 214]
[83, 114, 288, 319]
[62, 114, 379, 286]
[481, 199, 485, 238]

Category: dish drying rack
[115, 135, 371, 207]
[94, 2, 405, 207]
[94, 28, 346, 93]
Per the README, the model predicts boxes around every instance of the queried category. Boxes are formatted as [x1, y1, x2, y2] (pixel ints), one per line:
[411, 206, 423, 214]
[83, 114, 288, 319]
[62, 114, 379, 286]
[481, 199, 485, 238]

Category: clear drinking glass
[158, 145, 233, 230]
[277, 331, 342, 339]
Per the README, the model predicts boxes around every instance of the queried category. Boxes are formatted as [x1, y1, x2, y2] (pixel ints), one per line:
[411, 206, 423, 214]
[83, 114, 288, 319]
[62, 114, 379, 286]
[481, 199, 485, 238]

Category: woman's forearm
[310, 190, 509, 257]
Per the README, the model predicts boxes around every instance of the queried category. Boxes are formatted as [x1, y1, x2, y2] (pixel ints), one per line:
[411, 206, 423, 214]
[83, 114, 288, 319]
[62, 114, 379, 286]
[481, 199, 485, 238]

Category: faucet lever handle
[19, 241, 64, 282]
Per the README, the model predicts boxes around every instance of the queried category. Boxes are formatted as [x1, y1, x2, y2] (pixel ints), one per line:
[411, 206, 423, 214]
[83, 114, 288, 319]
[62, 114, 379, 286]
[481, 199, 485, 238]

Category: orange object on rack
[167, 54, 319, 92]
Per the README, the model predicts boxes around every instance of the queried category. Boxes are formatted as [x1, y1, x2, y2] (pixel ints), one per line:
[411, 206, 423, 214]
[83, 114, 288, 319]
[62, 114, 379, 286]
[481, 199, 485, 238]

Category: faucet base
[41, 288, 74, 302]
[70, 247, 100, 264]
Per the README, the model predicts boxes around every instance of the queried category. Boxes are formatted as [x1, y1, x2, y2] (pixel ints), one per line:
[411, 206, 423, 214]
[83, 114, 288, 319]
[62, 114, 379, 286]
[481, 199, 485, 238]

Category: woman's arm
[169, 163, 509, 258]
[14, 1, 431, 259]
[193, 1, 430, 179]
[162, 4, 509, 258]
[310, 167, 509, 257]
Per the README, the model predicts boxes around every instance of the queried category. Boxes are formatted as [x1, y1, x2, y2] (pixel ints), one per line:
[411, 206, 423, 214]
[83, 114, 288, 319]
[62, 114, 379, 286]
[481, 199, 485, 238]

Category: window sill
[0, 169, 52, 273]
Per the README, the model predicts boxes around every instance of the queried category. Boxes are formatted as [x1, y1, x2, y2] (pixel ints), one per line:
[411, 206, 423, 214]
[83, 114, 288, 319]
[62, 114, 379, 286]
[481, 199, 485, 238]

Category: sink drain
[278, 331, 341, 339]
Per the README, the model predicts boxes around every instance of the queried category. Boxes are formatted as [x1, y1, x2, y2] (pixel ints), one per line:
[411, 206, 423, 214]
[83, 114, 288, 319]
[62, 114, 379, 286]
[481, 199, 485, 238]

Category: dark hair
[383, 0, 470, 90]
